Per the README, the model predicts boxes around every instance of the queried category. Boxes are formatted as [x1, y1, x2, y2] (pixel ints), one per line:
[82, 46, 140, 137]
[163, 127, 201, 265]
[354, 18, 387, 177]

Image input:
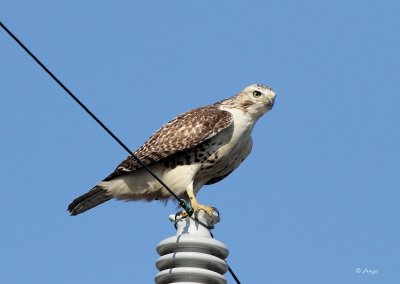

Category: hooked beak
[266, 96, 275, 108]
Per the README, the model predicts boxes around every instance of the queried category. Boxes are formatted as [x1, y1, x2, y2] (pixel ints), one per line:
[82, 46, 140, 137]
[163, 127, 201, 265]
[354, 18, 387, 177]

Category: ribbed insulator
[155, 211, 229, 284]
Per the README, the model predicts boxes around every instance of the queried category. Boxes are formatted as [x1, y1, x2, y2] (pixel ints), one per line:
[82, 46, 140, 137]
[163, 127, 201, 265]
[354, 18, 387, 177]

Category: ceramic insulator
[155, 211, 229, 284]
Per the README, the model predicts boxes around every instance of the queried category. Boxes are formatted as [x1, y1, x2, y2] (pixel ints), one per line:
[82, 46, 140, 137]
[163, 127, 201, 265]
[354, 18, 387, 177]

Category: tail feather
[68, 186, 111, 216]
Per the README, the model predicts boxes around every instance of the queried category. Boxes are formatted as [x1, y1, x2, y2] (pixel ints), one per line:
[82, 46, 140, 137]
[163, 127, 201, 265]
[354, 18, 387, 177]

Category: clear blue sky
[1, 1, 399, 283]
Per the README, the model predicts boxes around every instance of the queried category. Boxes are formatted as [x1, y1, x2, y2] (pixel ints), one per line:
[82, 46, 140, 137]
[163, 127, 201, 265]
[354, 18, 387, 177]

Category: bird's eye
[253, 90, 262, 98]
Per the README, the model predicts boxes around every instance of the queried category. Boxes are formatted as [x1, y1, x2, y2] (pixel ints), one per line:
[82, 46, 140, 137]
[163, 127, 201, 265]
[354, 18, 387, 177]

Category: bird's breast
[194, 110, 254, 185]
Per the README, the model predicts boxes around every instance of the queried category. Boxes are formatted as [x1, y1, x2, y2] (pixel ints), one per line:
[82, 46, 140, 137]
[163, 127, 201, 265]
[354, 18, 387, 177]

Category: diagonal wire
[0, 20, 192, 216]
[0, 20, 241, 284]
[227, 263, 242, 284]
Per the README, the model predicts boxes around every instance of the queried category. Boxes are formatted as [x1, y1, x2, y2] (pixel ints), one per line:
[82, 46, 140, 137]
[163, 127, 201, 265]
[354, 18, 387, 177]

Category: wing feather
[104, 106, 232, 181]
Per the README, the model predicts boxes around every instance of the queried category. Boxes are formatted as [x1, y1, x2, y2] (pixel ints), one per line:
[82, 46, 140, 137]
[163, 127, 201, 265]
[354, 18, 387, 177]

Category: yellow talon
[191, 201, 214, 216]
[186, 190, 215, 216]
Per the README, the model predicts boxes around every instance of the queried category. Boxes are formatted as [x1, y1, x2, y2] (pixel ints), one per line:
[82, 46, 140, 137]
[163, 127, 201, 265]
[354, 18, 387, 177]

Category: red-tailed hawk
[68, 84, 276, 216]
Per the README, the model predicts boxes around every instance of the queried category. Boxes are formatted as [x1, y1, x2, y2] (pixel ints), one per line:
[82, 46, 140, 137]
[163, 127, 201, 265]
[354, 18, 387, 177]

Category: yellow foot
[191, 201, 215, 216]
[185, 189, 216, 216]
[177, 204, 215, 218]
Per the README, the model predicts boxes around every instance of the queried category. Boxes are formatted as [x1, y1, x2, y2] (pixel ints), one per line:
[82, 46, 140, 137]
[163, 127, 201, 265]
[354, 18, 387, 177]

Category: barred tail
[68, 186, 111, 216]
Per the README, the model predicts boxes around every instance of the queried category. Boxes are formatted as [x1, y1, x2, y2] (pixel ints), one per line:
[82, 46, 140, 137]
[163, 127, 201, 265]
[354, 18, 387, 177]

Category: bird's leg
[186, 188, 215, 216]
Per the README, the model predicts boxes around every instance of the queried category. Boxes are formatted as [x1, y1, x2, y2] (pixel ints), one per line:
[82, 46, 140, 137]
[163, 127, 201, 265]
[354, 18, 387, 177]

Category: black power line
[227, 263, 242, 284]
[0, 20, 241, 284]
[0, 20, 191, 216]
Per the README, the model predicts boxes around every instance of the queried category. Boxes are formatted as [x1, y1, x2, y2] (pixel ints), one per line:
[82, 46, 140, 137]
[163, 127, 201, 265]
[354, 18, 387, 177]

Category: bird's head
[217, 83, 276, 119]
[236, 84, 276, 118]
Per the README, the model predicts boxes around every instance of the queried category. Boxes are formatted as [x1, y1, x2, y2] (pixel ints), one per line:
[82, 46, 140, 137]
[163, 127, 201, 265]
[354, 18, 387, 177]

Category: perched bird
[68, 84, 276, 216]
